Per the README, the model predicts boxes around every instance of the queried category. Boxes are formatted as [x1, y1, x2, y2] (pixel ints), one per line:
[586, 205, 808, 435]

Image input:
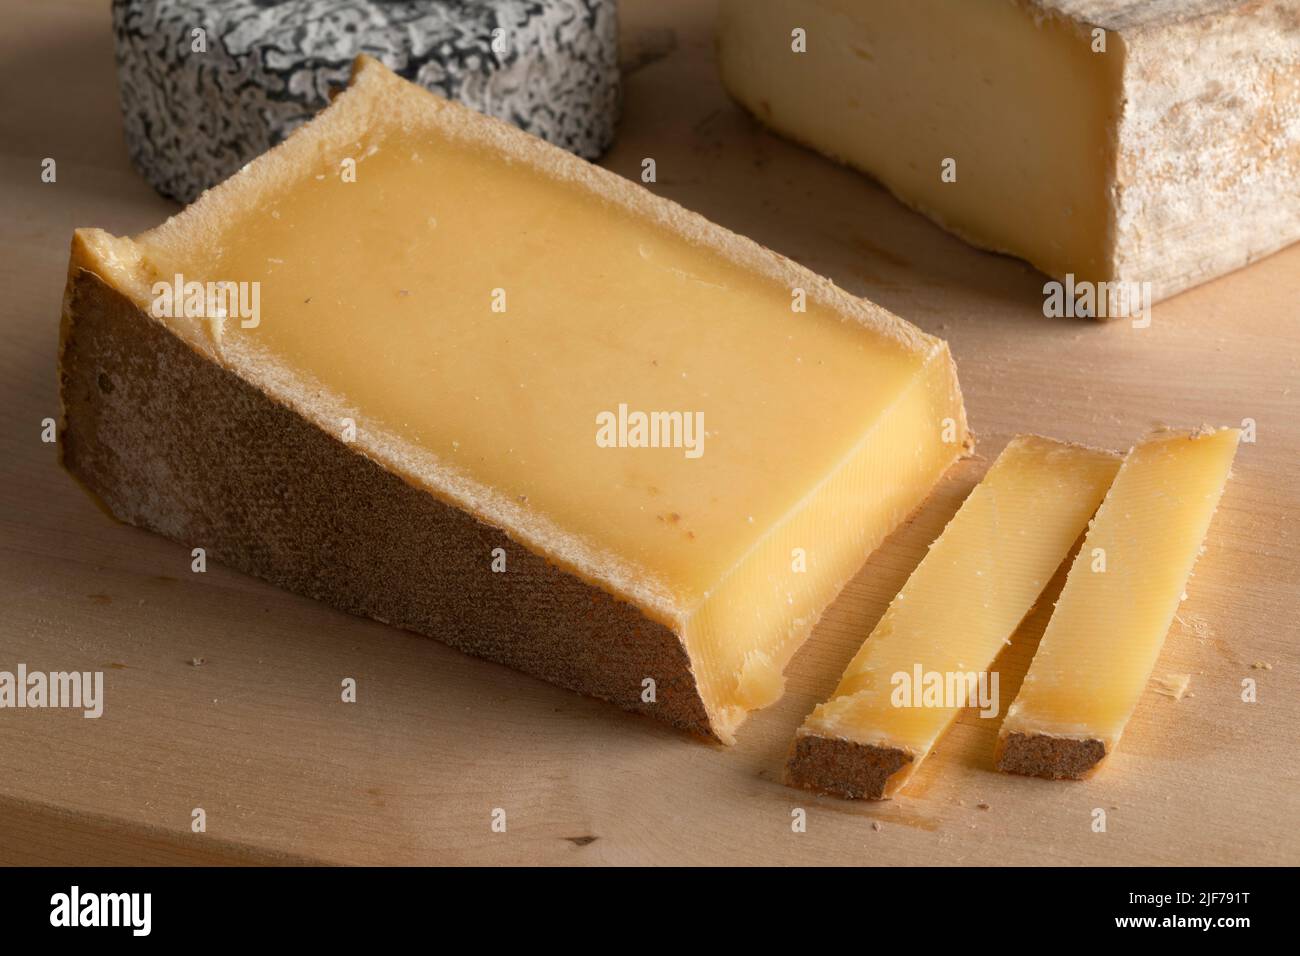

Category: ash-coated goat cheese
[112, 0, 620, 202]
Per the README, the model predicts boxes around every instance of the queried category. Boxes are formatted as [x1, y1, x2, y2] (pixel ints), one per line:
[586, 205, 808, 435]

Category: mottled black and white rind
[113, 0, 621, 202]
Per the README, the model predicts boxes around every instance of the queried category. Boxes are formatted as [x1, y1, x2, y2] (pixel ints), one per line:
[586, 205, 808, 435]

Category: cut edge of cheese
[59, 55, 970, 743]
[996, 425, 1240, 779]
[686, 351, 971, 738]
[785, 435, 1120, 799]
[717, 0, 1125, 287]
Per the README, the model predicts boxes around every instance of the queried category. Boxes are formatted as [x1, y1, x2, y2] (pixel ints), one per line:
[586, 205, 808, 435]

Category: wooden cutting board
[2, 0, 1296, 866]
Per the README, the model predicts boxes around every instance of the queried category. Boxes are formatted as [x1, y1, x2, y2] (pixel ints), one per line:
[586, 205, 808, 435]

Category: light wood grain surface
[2, 0, 1298, 866]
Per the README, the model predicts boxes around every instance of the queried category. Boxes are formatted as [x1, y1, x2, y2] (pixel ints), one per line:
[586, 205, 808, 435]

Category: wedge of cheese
[717, 0, 1300, 305]
[785, 436, 1120, 799]
[58, 56, 969, 743]
[998, 427, 1240, 778]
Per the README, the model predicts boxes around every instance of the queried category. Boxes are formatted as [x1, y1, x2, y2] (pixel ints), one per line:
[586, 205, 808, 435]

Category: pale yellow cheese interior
[717, 0, 1125, 283]
[78, 57, 967, 741]
[1002, 428, 1239, 750]
[802, 436, 1119, 794]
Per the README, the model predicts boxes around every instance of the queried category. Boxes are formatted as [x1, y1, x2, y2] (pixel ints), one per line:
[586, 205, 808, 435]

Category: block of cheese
[998, 427, 1240, 778]
[717, 0, 1300, 305]
[785, 436, 1120, 799]
[58, 56, 969, 743]
[113, 0, 621, 202]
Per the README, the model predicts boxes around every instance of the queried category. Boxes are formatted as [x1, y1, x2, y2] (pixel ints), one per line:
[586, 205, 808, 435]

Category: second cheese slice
[58, 56, 969, 743]
[786, 436, 1119, 798]
[998, 427, 1240, 778]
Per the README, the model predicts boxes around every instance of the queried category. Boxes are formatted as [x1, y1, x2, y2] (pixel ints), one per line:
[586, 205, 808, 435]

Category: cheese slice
[717, 0, 1300, 305]
[997, 427, 1240, 778]
[786, 436, 1120, 799]
[58, 56, 969, 743]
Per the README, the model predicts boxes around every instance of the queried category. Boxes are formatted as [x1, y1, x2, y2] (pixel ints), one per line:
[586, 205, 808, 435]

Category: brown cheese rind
[58, 264, 717, 739]
[784, 734, 913, 801]
[994, 731, 1108, 780]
